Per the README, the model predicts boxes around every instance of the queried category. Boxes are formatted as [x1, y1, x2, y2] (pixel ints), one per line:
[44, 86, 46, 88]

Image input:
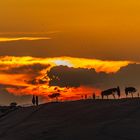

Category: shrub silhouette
[10, 102, 17, 108]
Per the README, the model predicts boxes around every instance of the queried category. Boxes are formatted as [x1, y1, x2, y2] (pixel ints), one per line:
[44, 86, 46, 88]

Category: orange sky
[0, 0, 139, 61]
[0, 0, 140, 104]
[0, 0, 139, 36]
[0, 56, 133, 102]
[0, 0, 140, 33]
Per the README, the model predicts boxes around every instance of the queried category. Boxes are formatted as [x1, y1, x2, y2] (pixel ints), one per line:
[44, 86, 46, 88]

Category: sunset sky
[0, 0, 140, 104]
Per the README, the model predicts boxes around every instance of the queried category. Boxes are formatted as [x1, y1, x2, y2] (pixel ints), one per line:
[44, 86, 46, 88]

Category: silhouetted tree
[10, 102, 17, 109]
[32, 95, 35, 105]
[101, 86, 121, 99]
[125, 87, 137, 98]
[93, 93, 96, 100]
[36, 96, 39, 106]
[85, 95, 87, 99]
[48, 93, 61, 101]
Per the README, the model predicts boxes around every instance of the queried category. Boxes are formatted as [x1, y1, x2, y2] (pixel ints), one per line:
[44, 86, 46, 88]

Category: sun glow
[0, 56, 131, 72]
[0, 56, 133, 100]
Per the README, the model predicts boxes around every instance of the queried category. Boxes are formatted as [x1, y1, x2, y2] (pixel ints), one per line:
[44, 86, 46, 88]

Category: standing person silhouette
[32, 95, 35, 106]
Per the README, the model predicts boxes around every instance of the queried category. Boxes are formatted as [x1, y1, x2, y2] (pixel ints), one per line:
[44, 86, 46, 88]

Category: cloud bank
[0, 56, 138, 100]
[48, 64, 140, 91]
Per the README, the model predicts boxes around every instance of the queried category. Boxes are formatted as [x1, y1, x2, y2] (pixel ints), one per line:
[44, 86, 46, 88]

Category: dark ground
[0, 98, 140, 140]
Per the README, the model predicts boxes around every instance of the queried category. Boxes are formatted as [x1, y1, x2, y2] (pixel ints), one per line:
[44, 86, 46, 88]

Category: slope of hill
[0, 99, 140, 140]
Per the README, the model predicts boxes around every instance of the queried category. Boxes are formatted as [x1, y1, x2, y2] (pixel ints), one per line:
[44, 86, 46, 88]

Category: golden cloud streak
[0, 56, 131, 73]
[0, 37, 51, 42]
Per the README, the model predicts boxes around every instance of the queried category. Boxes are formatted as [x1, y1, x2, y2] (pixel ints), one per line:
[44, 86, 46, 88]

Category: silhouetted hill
[0, 99, 140, 140]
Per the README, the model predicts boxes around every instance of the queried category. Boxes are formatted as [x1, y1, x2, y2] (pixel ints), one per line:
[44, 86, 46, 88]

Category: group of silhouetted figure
[32, 95, 39, 106]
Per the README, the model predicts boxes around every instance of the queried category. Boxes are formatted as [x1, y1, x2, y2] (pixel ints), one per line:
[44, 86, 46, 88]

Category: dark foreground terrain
[0, 99, 140, 140]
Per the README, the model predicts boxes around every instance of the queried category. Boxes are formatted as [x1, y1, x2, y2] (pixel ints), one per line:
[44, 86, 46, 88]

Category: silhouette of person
[85, 95, 87, 99]
[93, 93, 96, 100]
[36, 96, 39, 106]
[32, 95, 35, 105]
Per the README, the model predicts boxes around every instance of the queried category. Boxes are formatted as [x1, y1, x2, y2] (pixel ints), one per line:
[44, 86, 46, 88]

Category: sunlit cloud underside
[0, 56, 134, 101]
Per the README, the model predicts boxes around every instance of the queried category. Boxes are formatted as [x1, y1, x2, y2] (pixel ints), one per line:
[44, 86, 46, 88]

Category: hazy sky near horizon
[0, 0, 140, 61]
[0, 0, 140, 104]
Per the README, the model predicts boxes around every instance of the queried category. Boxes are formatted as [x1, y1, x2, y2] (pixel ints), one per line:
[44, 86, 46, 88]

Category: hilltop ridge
[0, 99, 140, 140]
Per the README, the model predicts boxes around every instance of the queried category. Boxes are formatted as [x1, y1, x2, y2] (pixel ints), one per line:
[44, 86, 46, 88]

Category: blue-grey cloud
[47, 64, 140, 90]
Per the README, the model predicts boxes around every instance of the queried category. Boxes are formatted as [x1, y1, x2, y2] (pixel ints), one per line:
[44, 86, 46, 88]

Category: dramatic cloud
[0, 63, 49, 75]
[113, 64, 140, 87]
[47, 64, 140, 92]
[0, 56, 138, 101]
[0, 56, 130, 73]
[48, 66, 109, 88]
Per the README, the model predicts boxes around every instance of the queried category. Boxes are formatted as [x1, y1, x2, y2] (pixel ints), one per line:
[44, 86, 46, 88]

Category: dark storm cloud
[113, 64, 140, 87]
[47, 66, 111, 88]
[0, 63, 50, 85]
[0, 63, 50, 75]
[28, 78, 47, 85]
[47, 64, 140, 89]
